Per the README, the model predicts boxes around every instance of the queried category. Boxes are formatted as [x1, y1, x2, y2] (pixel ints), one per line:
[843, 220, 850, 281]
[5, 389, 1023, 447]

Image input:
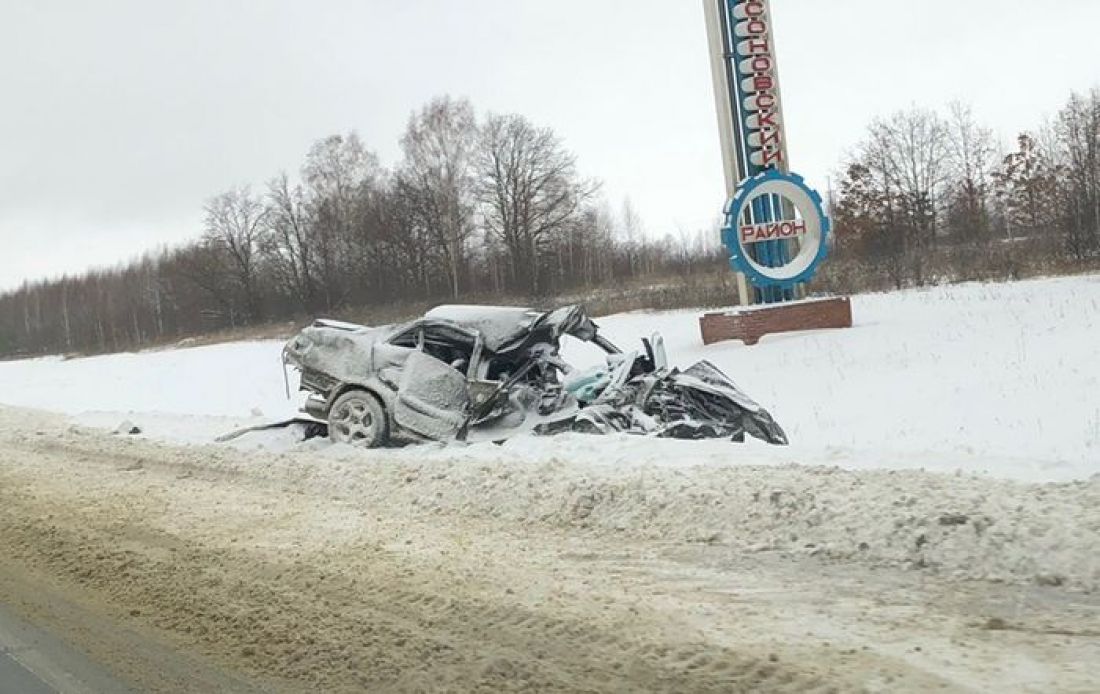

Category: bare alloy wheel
[328, 390, 388, 448]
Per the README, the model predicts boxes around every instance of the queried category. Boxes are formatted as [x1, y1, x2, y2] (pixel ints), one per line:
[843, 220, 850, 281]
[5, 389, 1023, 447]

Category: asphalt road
[0, 649, 56, 694]
[0, 603, 130, 694]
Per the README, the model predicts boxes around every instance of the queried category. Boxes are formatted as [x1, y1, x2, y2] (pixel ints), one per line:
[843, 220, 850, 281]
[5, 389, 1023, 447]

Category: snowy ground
[2, 276, 1099, 692]
[1, 274, 1098, 482]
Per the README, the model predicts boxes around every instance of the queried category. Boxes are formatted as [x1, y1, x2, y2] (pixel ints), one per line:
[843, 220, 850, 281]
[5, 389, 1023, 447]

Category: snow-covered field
[1, 274, 1099, 482]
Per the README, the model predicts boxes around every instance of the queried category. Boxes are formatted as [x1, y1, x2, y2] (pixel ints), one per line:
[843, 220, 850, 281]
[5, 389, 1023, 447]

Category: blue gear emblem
[721, 169, 831, 289]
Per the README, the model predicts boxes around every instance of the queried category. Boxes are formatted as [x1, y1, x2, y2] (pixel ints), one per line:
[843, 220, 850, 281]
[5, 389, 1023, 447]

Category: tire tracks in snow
[0, 407, 1097, 692]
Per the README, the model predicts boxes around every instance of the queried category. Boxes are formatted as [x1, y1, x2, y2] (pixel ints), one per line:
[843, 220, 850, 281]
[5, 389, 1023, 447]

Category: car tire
[328, 390, 389, 448]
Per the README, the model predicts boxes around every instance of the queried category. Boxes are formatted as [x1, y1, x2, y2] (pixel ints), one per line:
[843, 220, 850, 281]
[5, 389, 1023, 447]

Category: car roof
[423, 305, 542, 351]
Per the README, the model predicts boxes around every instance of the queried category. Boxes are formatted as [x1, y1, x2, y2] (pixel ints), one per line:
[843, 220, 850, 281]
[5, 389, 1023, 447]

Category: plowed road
[0, 407, 1097, 693]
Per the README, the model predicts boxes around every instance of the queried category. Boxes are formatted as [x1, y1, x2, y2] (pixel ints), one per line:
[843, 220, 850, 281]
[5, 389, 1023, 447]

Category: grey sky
[2, 0, 1098, 290]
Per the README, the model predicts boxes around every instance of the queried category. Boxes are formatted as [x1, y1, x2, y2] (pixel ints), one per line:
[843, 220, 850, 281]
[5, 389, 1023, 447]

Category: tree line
[0, 97, 720, 357]
[831, 89, 1100, 289]
[2, 88, 1098, 358]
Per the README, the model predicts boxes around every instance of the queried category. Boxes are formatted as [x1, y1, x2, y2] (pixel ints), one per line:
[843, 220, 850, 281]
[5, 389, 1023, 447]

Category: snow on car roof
[425, 305, 542, 350]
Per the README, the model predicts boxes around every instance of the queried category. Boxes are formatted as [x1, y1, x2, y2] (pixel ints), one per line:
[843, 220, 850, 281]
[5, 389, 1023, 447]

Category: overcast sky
[2, 0, 1098, 290]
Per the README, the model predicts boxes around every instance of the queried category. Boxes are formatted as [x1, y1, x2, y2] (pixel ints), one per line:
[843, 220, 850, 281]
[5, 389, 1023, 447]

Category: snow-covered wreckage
[281, 305, 787, 448]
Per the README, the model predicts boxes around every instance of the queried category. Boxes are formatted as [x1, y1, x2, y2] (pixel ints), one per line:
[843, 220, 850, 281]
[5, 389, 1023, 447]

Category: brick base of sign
[699, 297, 853, 346]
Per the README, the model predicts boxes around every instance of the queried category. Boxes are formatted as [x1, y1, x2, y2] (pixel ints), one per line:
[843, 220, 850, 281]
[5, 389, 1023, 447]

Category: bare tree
[301, 132, 382, 309]
[619, 198, 644, 277]
[203, 186, 267, 322]
[476, 113, 598, 294]
[945, 101, 996, 241]
[397, 97, 478, 298]
[264, 173, 317, 312]
[1055, 90, 1100, 256]
[862, 107, 950, 283]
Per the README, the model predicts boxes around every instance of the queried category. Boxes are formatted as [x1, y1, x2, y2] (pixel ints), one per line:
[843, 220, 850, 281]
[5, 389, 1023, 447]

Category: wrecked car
[280, 304, 787, 448]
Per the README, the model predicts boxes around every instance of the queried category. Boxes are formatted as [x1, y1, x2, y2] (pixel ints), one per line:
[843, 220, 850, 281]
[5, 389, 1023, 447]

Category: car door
[389, 322, 481, 441]
[392, 350, 471, 440]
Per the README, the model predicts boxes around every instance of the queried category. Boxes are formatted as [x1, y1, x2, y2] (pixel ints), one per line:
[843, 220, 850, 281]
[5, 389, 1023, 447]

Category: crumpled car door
[393, 350, 471, 441]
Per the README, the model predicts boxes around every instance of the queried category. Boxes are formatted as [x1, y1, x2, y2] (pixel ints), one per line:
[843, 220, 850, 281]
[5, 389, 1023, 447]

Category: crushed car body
[280, 304, 788, 448]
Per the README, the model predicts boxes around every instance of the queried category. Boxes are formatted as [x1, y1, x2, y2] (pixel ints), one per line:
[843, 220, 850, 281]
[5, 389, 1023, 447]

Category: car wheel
[328, 390, 388, 448]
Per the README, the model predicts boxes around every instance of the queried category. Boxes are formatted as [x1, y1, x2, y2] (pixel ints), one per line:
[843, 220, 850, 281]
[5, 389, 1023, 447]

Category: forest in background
[2, 88, 1098, 358]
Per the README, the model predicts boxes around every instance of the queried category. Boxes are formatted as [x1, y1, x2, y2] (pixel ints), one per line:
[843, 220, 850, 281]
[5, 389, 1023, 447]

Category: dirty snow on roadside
[5, 406, 1100, 596]
[1, 275, 1098, 482]
[7, 410, 1099, 692]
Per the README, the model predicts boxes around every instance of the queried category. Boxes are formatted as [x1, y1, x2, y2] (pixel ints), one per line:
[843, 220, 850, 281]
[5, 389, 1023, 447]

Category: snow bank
[26, 409, 1095, 594]
[1, 274, 1099, 482]
[292, 439, 1100, 593]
